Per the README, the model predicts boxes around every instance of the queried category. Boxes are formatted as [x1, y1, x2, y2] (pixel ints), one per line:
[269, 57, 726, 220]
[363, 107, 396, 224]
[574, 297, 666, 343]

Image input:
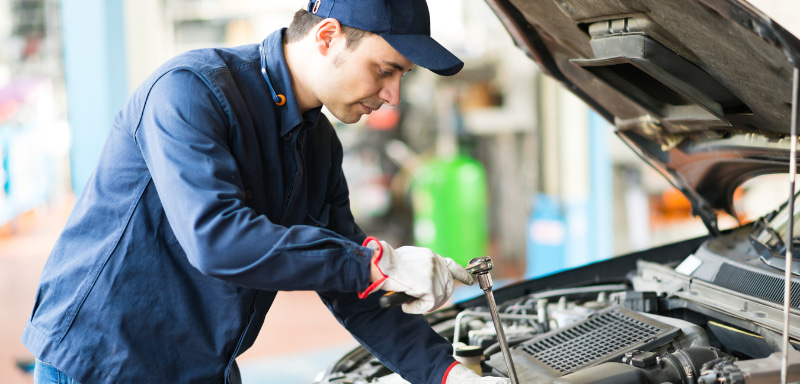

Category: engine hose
[483, 335, 534, 356]
[646, 347, 727, 384]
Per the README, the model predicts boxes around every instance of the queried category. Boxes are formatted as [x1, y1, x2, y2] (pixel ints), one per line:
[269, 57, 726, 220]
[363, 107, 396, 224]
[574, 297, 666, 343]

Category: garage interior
[1, 0, 800, 383]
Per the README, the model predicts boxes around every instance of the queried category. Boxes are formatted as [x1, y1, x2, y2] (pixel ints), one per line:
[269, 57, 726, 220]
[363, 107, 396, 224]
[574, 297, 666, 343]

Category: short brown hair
[285, 9, 372, 50]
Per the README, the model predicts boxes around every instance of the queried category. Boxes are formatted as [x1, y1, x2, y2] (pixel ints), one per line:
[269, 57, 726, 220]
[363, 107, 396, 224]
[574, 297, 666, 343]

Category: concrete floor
[0, 197, 358, 384]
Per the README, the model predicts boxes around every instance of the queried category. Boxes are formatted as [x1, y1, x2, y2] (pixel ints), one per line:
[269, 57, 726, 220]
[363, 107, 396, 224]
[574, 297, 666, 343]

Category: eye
[379, 67, 392, 77]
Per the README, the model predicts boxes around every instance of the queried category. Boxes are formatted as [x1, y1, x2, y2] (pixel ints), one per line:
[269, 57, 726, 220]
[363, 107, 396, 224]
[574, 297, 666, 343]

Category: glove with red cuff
[444, 362, 511, 383]
[358, 236, 473, 313]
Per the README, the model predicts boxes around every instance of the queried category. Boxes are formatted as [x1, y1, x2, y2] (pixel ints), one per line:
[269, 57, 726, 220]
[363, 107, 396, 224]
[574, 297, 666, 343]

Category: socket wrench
[467, 256, 519, 384]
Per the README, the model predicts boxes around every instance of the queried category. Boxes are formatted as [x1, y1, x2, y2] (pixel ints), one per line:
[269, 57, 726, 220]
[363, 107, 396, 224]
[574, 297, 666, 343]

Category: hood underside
[486, 0, 800, 233]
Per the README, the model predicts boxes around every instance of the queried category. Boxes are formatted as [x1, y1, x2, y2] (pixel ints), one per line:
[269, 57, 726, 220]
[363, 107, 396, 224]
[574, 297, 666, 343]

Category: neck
[284, 40, 321, 114]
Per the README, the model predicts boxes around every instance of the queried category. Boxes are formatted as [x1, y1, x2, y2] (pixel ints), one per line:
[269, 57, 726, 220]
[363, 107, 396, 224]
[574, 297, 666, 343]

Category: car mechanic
[21, 0, 511, 383]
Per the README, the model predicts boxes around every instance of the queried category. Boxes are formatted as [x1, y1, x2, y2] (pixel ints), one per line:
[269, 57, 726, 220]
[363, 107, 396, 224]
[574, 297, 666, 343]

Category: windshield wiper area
[750, 217, 800, 276]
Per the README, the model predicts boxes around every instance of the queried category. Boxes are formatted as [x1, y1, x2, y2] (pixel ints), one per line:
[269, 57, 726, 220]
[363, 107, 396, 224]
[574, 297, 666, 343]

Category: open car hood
[486, 0, 800, 234]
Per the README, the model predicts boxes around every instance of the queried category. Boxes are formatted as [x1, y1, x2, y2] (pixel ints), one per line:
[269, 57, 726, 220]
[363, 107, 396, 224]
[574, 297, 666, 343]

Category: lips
[360, 103, 382, 114]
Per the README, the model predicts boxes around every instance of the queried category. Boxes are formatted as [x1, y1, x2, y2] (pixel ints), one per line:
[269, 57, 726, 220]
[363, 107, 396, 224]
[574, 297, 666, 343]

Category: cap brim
[379, 34, 464, 76]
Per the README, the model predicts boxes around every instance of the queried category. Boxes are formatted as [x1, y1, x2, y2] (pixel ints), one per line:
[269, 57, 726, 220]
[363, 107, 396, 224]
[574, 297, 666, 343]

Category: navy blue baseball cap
[306, 0, 464, 76]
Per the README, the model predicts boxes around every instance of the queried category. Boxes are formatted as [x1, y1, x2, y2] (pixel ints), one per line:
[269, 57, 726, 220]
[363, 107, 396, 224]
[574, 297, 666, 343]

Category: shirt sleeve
[133, 68, 372, 292]
[318, 290, 457, 384]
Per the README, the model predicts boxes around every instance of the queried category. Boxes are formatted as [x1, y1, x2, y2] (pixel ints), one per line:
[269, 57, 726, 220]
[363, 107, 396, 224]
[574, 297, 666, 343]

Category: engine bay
[315, 227, 800, 384]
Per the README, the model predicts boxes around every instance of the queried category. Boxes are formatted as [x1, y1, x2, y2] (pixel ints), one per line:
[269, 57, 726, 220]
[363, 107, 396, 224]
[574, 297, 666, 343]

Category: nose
[378, 77, 402, 106]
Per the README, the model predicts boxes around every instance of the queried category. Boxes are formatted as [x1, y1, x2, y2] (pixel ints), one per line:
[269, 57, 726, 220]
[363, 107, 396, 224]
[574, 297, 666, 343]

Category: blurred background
[1, 0, 800, 383]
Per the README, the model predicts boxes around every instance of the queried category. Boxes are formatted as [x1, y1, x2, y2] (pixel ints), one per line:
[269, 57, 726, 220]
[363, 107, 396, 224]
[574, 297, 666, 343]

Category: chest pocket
[306, 203, 330, 227]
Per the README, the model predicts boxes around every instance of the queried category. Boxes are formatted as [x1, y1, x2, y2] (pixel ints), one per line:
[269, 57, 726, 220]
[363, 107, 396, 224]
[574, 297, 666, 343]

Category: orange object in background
[365, 105, 400, 131]
[730, 186, 748, 223]
[662, 187, 692, 211]
[651, 186, 748, 226]
[650, 187, 692, 225]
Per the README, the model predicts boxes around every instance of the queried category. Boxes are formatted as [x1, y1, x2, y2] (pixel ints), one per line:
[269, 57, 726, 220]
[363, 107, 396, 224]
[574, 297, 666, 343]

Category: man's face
[316, 34, 414, 124]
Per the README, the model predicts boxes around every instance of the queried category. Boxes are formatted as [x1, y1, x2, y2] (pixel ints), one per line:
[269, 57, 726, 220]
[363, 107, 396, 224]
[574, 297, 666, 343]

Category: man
[23, 1, 510, 383]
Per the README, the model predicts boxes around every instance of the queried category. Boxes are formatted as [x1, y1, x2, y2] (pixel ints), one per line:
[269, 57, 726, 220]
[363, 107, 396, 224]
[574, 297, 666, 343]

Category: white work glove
[445, 363, 511, 384]
[358, 237, 473, 313]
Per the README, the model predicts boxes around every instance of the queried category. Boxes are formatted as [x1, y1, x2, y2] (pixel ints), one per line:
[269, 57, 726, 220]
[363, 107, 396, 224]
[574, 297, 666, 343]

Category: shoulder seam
[132, 66, 231, 142]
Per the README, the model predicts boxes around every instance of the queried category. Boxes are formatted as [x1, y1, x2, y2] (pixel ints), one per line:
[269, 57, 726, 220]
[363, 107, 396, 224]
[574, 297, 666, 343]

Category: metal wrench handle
[468, 257, 519, 384]
[481, 282, 519, 384]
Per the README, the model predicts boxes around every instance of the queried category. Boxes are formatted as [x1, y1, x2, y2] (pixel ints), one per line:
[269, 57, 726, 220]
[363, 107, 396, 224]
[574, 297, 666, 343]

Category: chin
[332, 115, 361, 125]
[328, 109, 364, 125]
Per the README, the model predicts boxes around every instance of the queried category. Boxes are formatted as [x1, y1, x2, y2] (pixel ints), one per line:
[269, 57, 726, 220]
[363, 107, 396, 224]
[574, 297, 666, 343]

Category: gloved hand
[445, 363, 511, 383]
[358, 236, 473, 313]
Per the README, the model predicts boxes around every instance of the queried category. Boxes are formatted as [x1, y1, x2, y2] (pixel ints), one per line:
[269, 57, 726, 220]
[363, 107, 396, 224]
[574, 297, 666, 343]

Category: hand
[445, 363, 511, 383]
[358, 237, 473, 313]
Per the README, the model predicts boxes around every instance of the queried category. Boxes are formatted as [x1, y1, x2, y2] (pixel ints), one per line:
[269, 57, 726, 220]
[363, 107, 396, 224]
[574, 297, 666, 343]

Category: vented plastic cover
[517, 306, 679, 374]
[713, 263, 800, 308]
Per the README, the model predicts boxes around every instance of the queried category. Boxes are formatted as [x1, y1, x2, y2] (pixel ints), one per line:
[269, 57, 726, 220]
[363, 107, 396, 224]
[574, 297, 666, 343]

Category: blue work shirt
[22, 29, 455, 384]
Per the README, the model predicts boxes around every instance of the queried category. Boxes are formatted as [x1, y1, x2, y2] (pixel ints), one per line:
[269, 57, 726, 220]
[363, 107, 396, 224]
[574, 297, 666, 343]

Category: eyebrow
[383, 60, 413, 72]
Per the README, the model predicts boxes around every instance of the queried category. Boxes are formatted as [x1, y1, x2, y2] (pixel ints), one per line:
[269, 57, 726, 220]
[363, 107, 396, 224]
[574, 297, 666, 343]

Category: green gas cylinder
[411, 155, 488, 268]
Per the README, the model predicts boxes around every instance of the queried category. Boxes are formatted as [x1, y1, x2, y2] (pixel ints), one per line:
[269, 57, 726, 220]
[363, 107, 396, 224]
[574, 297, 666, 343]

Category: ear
[314, 18, 343, 56]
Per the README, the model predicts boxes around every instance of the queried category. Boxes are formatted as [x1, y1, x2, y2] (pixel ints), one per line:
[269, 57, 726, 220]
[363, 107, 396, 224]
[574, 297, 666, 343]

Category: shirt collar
[262, 29, 322, 137]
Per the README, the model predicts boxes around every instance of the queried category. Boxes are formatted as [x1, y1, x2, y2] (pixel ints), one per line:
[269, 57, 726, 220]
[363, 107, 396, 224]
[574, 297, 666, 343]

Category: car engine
[315, 225, 800, 384]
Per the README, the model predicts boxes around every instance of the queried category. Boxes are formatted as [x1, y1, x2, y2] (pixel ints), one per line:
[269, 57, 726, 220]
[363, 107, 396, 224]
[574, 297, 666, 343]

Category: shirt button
[283, 132, 293, 142]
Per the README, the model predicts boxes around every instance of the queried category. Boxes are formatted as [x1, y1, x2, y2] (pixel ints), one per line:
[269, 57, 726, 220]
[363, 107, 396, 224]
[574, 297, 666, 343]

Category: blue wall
[61, 0, 128, 195]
